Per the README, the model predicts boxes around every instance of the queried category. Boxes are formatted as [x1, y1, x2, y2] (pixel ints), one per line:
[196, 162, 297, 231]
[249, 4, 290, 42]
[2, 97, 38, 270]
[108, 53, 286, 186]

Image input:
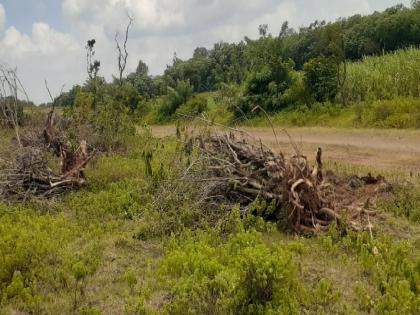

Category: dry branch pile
[0, 109, 91, 200]
[195, 133, 389, 234]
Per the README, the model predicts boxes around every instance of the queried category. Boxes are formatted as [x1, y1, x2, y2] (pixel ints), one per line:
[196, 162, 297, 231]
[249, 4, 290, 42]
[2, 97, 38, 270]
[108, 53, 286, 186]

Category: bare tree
[115, 14, 134, 86]
[0, 65, 29, 147]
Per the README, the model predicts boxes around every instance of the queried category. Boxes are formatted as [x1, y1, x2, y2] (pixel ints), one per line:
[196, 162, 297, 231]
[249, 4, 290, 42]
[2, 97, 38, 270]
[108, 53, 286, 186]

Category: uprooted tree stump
[0, 109, 92, 200]
[192, 132, 390, 234]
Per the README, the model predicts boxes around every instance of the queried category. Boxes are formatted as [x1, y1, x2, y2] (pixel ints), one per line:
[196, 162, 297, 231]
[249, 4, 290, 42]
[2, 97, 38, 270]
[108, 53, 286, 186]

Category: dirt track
[152, 126, 420, 174]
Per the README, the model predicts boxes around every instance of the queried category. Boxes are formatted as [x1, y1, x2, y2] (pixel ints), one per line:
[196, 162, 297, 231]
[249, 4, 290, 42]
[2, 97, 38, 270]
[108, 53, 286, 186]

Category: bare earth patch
[152, 125, 420, 174]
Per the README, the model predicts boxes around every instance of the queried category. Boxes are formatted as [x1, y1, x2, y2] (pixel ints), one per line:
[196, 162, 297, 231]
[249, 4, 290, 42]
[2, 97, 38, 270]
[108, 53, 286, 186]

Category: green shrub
[160, 228, 307, 314]
[108, 81, 143, 111]
[0, 204, 101, 313]
[246, 102, 353, 128]
[63, 79, 136, 152]
[234, 58, 294, 118]
[175, 95, 208, 116]
[159, 80, 193, 118]
[303, 56, 338, 103]
[0, 208, 70, 296]
[384, 186, 420, 222]
[359, 98, 420, 128]
[341, 232, 420, 314]
[87, 155, 146, 191]
[216, 83, 241, 109]
[68, 180, 146, 220]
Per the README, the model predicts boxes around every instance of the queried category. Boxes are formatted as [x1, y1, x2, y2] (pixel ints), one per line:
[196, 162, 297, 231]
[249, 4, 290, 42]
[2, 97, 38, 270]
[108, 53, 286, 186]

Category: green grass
[245, 102, 356, 128]
[343, 47, 420, 103]
[1, 128, 420, 314]
[239, 98, 420, 129]
[162, 95, 420, 130]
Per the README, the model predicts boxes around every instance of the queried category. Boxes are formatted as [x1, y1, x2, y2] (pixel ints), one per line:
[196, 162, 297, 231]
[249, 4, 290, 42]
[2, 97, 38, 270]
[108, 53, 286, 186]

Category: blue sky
[1, 0, 63, 34]
[0, 0, 412, 103]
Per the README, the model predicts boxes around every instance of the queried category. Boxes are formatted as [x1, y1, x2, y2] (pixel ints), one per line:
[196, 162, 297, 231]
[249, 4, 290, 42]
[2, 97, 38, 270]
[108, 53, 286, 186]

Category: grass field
[1, 124, 420, 314]
[342, 48, 420, 103]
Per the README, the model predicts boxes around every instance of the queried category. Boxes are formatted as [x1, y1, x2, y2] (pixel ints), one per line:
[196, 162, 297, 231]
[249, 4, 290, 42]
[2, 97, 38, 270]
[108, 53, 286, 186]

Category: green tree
[159, 80, 193, 118]
[235, 58, 294, 117]
[136, 59, 149, 76]
[54, 85, 82, 107]
[303, 56, 338, 103]
[127, 60, 157, 99]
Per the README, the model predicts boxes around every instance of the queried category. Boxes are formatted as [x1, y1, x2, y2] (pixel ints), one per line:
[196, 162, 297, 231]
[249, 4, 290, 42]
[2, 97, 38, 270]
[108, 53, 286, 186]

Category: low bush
[175, 95, 208, 117]
[246, 102, 353, 127]
[341, 232, 420, 314]
[384, 185, 420, 222]
[303, 56, 338, 103]
[233, 58, 295, 118]
[0, 204, 103, 314]
[359, 98, 420, 128]
[160, 228, 308, 314]
[159, 211, 342, 314]
[68, 180, 146, 220]
[158, 80, 193, 119]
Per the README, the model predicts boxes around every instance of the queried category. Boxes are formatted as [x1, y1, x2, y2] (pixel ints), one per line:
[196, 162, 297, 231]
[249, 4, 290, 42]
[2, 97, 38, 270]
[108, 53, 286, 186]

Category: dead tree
[0, 65, 29, 147]
[115, 15, 133, 86]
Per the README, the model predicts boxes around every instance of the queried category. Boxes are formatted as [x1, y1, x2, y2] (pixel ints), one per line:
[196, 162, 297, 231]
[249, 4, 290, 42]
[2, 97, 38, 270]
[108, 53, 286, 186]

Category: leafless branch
[45, 79, 54, 103]
[44, 80, 65, 111]
[115, 14, 134, 85]
[0, 65, 27, 147]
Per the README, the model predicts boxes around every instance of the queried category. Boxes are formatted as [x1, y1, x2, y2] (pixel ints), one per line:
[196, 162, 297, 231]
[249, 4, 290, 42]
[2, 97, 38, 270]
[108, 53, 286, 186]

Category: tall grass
[342, 47, 420, 103]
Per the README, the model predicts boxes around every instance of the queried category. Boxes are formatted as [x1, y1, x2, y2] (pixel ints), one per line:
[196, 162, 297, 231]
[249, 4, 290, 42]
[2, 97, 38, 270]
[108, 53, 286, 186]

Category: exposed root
[193, 132, 391, 234]
[0, 108, 92, 200]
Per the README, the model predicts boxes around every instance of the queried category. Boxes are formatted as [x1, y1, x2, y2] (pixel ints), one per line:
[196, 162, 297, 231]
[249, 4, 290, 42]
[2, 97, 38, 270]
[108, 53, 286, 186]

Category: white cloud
[211, 0, 297, 42]
[0, 22, 84, 103]
[59, 0, 298, 82]
[2, 22, 80, 56]
[0, 4, 5, 31]
[62, 0, 287, 37]
[290, 0, 371, 27]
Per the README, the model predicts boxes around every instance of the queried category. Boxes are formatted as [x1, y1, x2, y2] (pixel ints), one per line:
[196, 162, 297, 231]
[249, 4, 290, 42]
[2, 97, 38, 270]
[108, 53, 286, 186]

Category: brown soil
[152, 125, 420, 174]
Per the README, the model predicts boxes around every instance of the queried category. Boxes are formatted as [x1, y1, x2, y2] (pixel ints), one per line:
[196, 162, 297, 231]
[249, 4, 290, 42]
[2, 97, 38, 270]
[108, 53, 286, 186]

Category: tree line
[54, 3, 420, 120]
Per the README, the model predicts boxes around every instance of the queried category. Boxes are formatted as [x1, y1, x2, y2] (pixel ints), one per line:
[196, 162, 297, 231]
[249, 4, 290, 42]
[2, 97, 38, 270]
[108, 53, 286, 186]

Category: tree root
[0, 108, 92, 200]
[194, 132, 387, 234]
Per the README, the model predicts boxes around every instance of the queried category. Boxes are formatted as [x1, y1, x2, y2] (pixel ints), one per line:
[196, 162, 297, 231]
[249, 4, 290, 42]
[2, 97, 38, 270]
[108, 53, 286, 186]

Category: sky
[0, 0, 412, 104]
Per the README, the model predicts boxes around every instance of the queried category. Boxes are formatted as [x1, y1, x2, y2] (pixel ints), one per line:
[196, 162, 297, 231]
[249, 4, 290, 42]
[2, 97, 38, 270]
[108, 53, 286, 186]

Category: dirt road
[152, 126, 420, 174]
